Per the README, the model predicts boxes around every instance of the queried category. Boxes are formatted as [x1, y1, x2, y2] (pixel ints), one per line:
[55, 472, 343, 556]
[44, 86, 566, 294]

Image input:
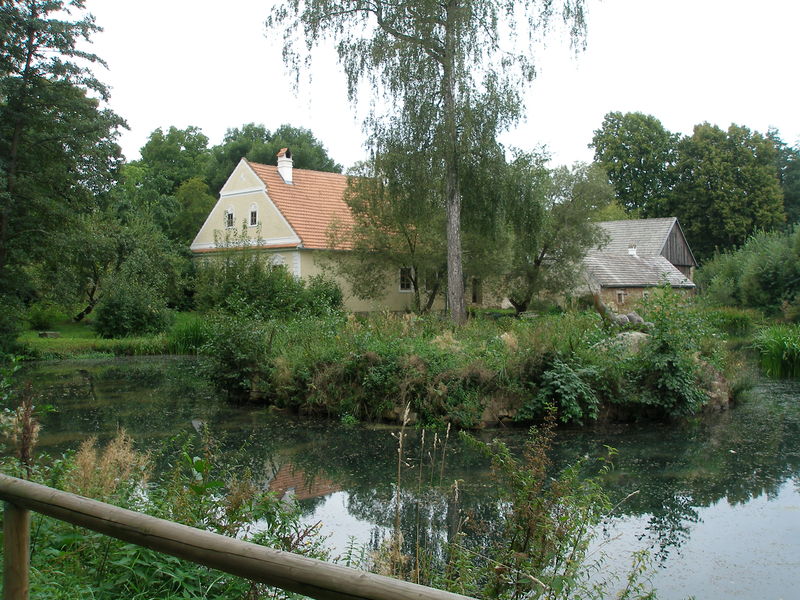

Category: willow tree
[268, 0, 588, 323]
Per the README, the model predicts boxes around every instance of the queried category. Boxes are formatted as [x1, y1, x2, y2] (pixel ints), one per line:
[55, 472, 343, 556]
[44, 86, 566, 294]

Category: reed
[753, 324, 800, 378]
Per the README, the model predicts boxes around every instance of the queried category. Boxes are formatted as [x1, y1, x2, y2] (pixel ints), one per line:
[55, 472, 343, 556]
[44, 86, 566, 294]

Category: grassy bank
[16, 291, 753, 426]
[195, 290, 747, 426]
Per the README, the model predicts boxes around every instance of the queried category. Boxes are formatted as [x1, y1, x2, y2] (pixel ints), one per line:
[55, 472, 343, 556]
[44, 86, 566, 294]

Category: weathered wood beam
[3, 502, 30, 600]
[0, 474, 476, 600]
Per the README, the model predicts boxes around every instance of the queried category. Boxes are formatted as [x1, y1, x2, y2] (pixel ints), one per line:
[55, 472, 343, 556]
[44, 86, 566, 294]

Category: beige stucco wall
[191, 161, 298, 251]
[600, 286, 694, 313]
[301, 251, 436, 313]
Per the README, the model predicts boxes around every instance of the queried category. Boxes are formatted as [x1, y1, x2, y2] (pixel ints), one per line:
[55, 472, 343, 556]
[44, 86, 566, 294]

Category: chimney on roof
[628, 243, 637, 257]
[277, 147, 293, 184]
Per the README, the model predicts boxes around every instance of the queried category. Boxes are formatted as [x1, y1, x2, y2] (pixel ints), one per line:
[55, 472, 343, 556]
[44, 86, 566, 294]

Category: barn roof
[584, 254, 695, 288]
[589, 217, 680, 257]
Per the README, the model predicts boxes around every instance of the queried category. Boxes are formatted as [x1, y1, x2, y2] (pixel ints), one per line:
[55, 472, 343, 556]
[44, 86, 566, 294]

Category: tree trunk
[442, 2, 466, 325]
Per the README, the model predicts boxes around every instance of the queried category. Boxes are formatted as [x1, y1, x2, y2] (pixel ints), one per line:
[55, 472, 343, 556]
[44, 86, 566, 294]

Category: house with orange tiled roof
[190, 150, 428, 312]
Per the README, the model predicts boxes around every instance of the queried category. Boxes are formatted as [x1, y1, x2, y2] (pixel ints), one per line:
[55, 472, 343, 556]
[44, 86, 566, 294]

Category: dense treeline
[592, 111, 799, 261]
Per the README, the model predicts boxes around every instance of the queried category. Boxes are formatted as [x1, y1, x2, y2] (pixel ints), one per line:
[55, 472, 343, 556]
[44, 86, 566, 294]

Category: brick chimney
[277, 147, 293, 184]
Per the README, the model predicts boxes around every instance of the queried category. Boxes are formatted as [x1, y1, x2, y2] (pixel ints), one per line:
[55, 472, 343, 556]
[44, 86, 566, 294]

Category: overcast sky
[83, 0, 800, 170]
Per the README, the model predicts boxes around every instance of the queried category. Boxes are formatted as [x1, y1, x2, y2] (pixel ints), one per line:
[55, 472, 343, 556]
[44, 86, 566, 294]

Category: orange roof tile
[247, 160, 354, 250]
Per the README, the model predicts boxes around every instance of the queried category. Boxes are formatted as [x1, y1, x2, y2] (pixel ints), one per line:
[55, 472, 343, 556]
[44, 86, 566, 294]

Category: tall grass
[753, 324, 800, 378]
[165, 313, 211, 354]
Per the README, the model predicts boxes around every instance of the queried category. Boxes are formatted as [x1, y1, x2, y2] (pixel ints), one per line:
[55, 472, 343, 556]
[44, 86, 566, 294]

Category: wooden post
[3, 502, 30, 600]
[0, 474, 476, 600]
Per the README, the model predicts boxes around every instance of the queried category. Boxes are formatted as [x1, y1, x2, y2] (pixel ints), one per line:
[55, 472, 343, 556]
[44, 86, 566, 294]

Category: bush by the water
[93, 277, 173, 338]
[196, 289, 732, 425]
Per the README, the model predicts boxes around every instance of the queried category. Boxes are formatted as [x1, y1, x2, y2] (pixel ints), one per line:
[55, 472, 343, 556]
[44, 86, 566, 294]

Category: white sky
[83, 0, 800, 170]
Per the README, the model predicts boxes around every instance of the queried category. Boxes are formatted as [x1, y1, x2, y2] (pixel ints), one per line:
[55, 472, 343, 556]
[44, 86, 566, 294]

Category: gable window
[399, 267, 413, 292]
[224, 208, 234, 228]
[249, 203, 258, 227]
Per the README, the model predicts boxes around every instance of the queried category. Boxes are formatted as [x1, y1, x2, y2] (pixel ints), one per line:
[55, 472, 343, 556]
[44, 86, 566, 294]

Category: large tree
[206, 123, 342, 193]
[670, 123, 784, 261]
[268, 0, 588, 324]
[590, 111, 679, 217]
[767, 128, 800, 226]
[0, 0, 124, 288]
[328, 151, 447, 313]
[500, 159, 611, 313]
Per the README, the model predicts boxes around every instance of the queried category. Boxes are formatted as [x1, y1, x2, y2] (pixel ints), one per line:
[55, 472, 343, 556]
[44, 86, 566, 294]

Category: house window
[224, 208, 234, 228]
[616, 290, 626, 305]
[249, 203, 258, 226]
[399, 267, 413, 292]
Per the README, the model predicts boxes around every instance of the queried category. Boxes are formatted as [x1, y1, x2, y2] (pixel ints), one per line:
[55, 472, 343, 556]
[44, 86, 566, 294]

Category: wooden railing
[0, 473, 476, 600]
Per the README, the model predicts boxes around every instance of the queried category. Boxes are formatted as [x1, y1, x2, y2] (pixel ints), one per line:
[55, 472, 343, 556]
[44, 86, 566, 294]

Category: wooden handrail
[0, 474, 476, 600]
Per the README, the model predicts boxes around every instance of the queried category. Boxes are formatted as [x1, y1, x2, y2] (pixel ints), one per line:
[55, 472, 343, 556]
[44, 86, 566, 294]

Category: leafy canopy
[268, 0, 588, 323]
[591, 111, 678, 217]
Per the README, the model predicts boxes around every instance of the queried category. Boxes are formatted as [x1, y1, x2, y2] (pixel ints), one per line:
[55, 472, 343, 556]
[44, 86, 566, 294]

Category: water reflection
[12, 357, 800, 599]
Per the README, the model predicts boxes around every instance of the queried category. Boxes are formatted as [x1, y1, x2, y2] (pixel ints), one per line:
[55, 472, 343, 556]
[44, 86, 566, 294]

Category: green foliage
[194, 247, 342, 319]
[25, 302, 67, 331]
[171, 177, 217, 245]
[670, 123, 785, 261]
[222, 304, 722, 426]
[501, 158, 612, 313]
[206, 123, 342, 193]
[624, 289, 711, 418]
[165, 313, 212, 355]
[450, 417, 655, 599]
[701, 306, 760, 337]
[519, 355, 600, 424]
[8, 431, 329, 600]
[0, 295, 23, 354]
[0, 0, 124, 344]
[200, 313, 276, 399]
[591, 111, 679, 216]
[697, 228, 800, 314]
[753, 324, 800, 378]
[93, 278, 173, 338]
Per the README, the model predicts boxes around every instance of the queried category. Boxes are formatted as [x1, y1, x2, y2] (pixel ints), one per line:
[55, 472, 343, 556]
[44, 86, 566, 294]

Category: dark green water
[13, 357, 800, 600]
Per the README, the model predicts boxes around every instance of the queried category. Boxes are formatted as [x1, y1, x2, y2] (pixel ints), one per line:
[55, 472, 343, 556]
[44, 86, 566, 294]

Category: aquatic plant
[753, 324, 800, 378]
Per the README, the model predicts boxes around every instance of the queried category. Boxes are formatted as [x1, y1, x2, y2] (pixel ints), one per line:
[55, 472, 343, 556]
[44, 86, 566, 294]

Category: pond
[10, 357, 800, 600]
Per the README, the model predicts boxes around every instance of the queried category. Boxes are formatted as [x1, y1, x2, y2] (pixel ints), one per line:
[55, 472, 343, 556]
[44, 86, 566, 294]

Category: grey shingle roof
[584, 254, 695, 288]
[588, 217, 678, 257]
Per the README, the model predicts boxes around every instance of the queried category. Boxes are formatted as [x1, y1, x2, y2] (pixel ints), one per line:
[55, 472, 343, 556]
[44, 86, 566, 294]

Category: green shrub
[200, 313, 276, 399]
[303, 274, 344, 314]
[0, 295, 23, 354]
[26, 301, 67, 330]
[621, 288, 712, 418]
[195, 254, 343, 319]
[517, 355, 600, 424]
[698, 228, 800, 313]
[93, 278, 173, 338]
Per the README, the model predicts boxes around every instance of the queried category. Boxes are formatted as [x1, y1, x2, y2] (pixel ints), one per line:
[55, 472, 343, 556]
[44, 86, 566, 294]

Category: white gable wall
[191, 159, 300, 251]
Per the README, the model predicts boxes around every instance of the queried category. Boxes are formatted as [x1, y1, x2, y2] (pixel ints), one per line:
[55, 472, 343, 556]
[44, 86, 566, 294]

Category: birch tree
[268, 0, 588, 323]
